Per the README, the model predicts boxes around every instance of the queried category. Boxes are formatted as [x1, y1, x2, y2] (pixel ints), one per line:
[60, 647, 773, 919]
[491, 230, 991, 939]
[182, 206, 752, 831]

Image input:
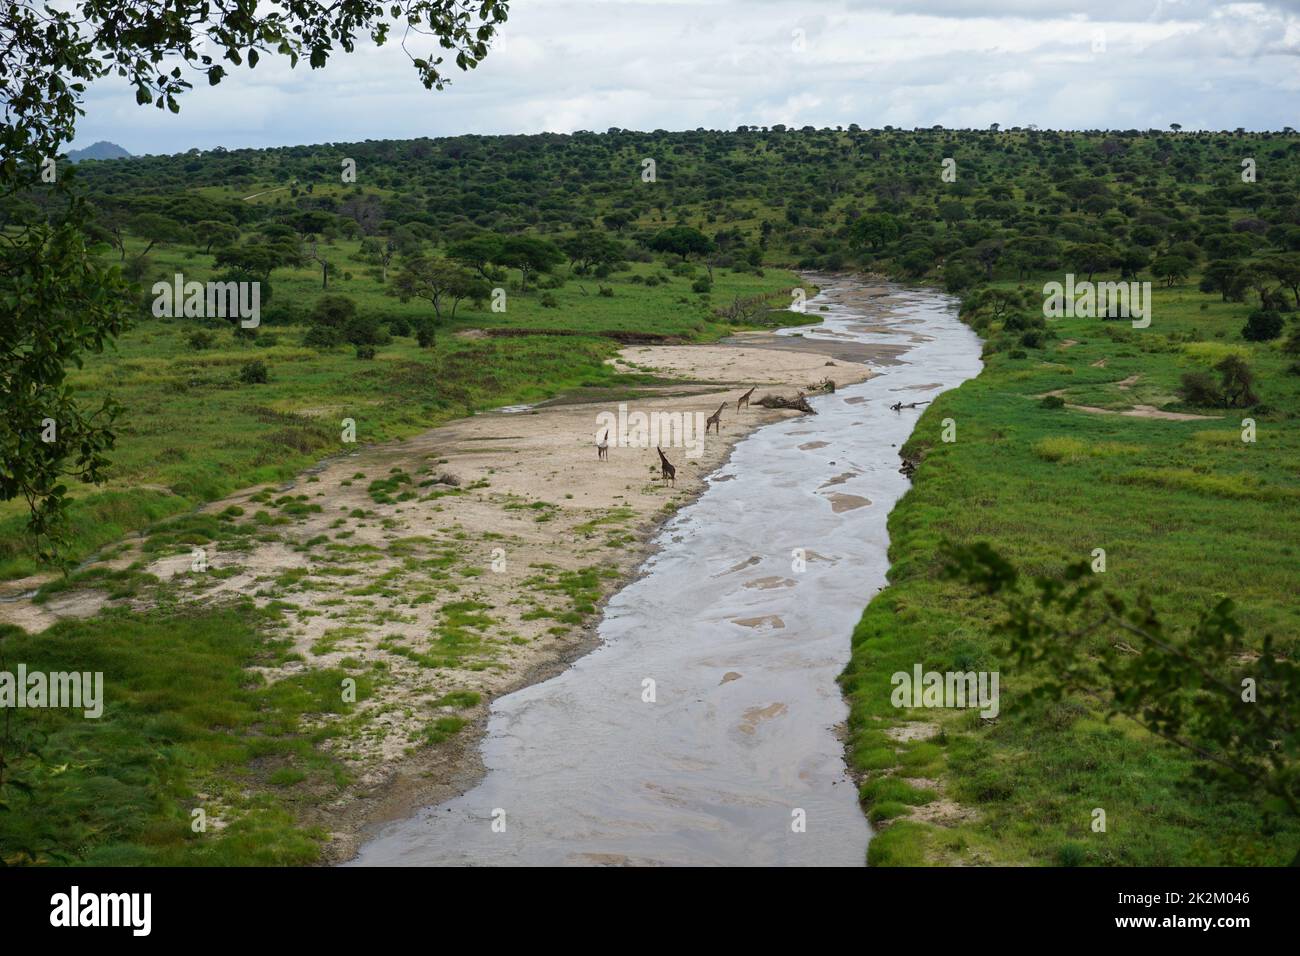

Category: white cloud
[72, 0, 1300, 155]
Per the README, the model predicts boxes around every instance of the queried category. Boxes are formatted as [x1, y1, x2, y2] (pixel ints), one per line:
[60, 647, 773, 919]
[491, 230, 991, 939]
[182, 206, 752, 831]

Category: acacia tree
[1151, 254, 1192, 287]
[560, 230, 623, 273]
[498, 236, 564, 290]
[391, 257, 489, 331]
[649, 225, 714, 263]
[193, 220, 240, 255]
[0, 0, 510, 549]
[447, 234, 505, 281]
[846, 212, 903, 252]
[127, 212, 185, 261]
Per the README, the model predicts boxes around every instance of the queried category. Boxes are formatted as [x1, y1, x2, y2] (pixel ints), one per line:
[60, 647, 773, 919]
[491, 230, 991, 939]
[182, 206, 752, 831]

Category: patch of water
[349, 278, 983, 866]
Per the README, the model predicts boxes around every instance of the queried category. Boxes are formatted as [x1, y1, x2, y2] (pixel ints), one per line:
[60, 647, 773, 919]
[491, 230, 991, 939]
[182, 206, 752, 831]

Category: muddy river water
[349, 277, 983, 866]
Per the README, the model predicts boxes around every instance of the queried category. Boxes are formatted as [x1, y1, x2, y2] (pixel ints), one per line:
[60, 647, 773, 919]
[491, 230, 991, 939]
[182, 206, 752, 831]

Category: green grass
[0, 601, 373, 865]
[841, 279, 1300, 866]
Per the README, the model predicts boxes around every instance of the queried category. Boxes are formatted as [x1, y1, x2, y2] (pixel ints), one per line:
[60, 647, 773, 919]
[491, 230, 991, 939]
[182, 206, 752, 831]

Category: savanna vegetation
[3, 106, 1299, 864]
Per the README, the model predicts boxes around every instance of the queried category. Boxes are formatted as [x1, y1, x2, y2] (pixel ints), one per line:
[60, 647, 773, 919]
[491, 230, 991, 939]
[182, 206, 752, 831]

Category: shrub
[187, 330, 216, 350]
[261, 300, 300, 325]
[539, 292, 558, 308]
[238, 360, 269, 385]
[1040, 394, 1066, 409]
[1179, 370, 1221, 405]
[343, 313, 391, 346]
[1215, 355, 1258, 407]
[1057, 843, 1086, 867]
[386, 315, 412, 337]
[303, 324, 342, 348]
[691, 277, 712, 294]
[355, 345, 376, 360]
[1241, 310, 1283, 342]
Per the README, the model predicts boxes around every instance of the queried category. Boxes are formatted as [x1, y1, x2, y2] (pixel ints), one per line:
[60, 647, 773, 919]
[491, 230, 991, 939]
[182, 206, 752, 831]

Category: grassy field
[0, 599, 375, 864]
[841, 278, 1300, 866]
[0, 239, 803, 580]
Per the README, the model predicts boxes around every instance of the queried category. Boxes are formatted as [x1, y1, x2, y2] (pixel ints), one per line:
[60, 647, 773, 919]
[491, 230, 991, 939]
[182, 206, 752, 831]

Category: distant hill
[68, 141, 132, 163]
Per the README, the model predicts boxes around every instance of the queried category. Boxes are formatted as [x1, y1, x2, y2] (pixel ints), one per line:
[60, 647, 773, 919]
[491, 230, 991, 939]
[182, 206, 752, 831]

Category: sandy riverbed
[0, 334, 871, 862]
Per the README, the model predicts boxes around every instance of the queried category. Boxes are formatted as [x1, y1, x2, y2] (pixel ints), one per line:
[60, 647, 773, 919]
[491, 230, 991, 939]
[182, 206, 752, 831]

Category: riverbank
[347, 276, 980, 866]
[0, 332, 869, 864]
[841, 278, 1300, 866]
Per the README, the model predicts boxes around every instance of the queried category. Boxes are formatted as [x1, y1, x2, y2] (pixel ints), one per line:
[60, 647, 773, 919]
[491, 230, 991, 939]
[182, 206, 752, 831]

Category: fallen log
[757, 392, 817, 414]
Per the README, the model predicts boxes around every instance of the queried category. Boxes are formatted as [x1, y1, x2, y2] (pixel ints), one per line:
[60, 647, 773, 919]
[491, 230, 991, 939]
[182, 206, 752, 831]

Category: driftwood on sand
[757, 392, 817, 414]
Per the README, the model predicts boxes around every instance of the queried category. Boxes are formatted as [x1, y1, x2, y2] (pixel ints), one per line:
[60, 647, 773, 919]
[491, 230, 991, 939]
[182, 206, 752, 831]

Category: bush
[1241, 310, 1283, 342]
[261, 300, 300, 325]
[691, 277, 712, 294]
[238, 360, 269, 385]
[415, 321, 436, 349]
[1040, 394, 1066, 409]
[303, 324, 343, 348]
[355, 345, 376, 360]
[386, 315, 412, 337]
[598, 285, 614, 298]
[1215, 354, 1258, 407]
[1019, 329, 1044, 348]
[539, 292, 558, 308]
[1057, 843, 1086, 867]
[343, 313, 391, 346]
[1179, 370, 1221, 405]
[187, 330, 216, 350]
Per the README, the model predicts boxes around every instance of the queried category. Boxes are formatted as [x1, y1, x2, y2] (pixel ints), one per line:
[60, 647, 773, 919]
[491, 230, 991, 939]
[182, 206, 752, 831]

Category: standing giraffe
[656, 447, 676, 486]
[736, 386, 757, 412]
[705, 401, 726, 435]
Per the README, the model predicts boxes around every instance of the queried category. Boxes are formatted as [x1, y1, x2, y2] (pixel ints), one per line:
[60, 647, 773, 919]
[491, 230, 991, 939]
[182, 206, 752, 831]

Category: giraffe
[597, 429, 609, 460]
[736, 386, 757, 412]
[705, 401, 726, 435]
[656, 446, 676, 486]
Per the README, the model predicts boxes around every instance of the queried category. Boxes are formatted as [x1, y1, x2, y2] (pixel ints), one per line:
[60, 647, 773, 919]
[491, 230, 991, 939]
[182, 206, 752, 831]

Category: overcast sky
[73, 0, 1300, 155]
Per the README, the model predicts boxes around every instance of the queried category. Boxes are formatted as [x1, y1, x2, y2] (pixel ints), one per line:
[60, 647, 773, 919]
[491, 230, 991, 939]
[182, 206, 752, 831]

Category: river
[347, 276, 983, 866]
